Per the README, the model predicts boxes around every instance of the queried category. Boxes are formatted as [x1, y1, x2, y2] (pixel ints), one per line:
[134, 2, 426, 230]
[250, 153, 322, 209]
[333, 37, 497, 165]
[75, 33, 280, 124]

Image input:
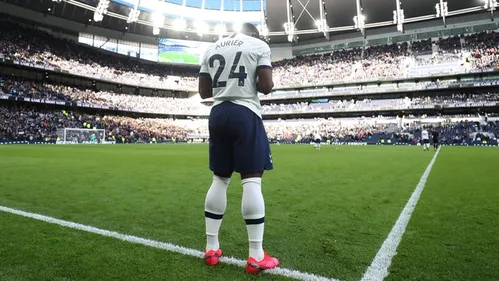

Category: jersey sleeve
[199, 47, 210, 75]
[256, 42, 272, 70]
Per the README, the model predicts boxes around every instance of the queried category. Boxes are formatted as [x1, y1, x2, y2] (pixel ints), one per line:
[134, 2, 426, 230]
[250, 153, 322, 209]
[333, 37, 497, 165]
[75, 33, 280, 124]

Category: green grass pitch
[158, 52, 200, 64]
[0, 144, 498, 281]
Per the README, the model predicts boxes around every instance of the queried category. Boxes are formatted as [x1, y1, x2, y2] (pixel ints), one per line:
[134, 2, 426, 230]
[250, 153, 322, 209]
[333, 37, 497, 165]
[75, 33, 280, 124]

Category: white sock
[241, 177, 265, 261]
[204, 175, 230, 251]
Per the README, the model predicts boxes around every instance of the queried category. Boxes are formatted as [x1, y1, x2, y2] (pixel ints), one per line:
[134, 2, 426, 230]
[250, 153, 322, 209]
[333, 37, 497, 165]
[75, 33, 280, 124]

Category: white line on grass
[0, 205, 339, 281]
[360, 147, 441, 281]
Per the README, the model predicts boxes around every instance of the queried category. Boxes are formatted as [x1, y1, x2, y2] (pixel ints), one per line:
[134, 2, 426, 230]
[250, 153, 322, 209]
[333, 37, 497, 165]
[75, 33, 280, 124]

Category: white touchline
[0, 205, 340, 281]
[360, 147, 441, 281]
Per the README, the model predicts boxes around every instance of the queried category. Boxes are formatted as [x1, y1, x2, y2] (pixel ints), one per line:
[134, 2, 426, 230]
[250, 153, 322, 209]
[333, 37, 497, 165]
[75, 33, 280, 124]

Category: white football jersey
[314, 133, 321, 140]
[200, 33, 272, 118]
[422, 130, 429, 140]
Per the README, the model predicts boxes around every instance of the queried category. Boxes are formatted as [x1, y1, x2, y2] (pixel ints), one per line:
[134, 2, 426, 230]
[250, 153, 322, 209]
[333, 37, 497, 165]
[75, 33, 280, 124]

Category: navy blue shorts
[209, 102, 273, 176]
[423, 139, 430, 144]
[315, 138, 321, 144]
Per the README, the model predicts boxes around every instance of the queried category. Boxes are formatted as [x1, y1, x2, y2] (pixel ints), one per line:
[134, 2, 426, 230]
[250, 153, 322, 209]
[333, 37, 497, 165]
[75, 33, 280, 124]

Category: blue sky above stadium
[165, 0, 265, 11]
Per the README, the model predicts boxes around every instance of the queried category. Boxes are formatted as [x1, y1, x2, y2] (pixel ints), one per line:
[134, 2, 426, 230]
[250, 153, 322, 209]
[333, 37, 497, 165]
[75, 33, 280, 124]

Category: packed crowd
[1, 104, 497, 146]
[1, 21, 499, 91]
[0, 104, 195, 143]
[272, 45, 410, 87]
[398, 118, 499, 145]
[258, 93, 498, 114]
[1, 78, 210, 115]
[2, 78, 497, 116]
[0, 21, 198, 90]
[1, 20, 498, 145]
[272, 32, 499, 87]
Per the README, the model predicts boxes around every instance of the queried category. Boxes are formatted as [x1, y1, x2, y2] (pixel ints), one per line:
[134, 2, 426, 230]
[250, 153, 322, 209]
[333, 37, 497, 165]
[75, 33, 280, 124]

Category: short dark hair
[241, 23, 260, 38]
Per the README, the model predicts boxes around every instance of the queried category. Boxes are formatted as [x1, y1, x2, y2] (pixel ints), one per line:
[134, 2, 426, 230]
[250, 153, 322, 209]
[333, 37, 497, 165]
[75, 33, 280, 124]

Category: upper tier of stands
[0, 22, 198, 91]
[1, 21, 498, 91]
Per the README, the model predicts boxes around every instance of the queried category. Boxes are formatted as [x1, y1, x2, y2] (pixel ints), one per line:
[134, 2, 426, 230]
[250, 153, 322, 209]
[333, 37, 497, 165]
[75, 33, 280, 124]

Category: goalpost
[56, 128, 106, 144]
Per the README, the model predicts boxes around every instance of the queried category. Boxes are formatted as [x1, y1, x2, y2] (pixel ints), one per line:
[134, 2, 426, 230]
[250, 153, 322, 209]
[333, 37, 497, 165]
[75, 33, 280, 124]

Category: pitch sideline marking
[360, 147, 441, 281]
[0, 205, 339, 281]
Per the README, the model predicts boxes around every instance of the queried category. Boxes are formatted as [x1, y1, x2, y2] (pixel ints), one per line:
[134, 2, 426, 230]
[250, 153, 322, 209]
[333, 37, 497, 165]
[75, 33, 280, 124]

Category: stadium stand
[2, 77, 498, 115]
[1, 21, 499, 90]
[1, 103, 498, 145]
[0, 20, 498, 146]
[0, 21, 198, 91]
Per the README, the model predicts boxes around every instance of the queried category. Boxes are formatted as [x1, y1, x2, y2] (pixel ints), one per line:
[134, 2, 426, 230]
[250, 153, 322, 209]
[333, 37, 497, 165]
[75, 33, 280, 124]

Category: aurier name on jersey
[200, 33, 272, 119]
[215, 39, 244, 49]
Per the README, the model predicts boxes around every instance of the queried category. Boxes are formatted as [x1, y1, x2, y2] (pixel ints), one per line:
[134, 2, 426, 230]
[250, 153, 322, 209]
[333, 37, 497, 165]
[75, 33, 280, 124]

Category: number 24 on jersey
[209, 51, 248, 88]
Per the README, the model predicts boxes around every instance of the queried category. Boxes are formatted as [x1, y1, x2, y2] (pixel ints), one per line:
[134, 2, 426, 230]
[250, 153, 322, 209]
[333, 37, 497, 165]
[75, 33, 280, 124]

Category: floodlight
[173, 19, 187, 31]
[315, 19, 328, 32]
[127, 8, 140, 23]
[283, 22, 294, 34]
[435, 3, 441, 17]
[442, 2, 448, 15]
[483, 0, 498, 20]
[195, 21, 208, 35]
[153, 26, 160, 36]
[257, 24, 269, 37]
[214, 23, 226, 35]
[151, 10, 164, 35]
[151, 11, 164, 26]
[93, 13, 103, 22]
[93, 0, 110, 22]
[127, 10, 140, 23]
[232, 22, 242, 33]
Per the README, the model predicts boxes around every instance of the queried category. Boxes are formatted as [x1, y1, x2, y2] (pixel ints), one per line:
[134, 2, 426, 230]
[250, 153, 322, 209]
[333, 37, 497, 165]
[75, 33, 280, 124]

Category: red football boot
[204, 249, 222, 266]
[246, 252, 279, 274]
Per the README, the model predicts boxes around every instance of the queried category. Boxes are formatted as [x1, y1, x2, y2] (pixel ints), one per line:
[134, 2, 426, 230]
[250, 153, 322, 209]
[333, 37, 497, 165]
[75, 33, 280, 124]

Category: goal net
[56, 128, 106, 144]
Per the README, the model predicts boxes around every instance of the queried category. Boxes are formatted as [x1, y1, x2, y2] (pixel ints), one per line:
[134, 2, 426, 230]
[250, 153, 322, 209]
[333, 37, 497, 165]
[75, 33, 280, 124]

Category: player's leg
[240, 171, 266, 262]
[233, 106, 278, 273]
[203, 106, 234, 265]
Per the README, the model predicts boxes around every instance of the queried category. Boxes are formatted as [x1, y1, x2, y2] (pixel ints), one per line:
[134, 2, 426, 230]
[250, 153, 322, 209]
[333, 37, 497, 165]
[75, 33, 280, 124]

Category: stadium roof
[1, 0, 490, 43]
[267, 0, 484, 42]
[162, 0, 263, 11]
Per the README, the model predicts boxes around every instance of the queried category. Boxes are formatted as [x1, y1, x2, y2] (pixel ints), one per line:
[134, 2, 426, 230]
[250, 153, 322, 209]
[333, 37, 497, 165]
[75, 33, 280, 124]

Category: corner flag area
[0, 145, 498, 281]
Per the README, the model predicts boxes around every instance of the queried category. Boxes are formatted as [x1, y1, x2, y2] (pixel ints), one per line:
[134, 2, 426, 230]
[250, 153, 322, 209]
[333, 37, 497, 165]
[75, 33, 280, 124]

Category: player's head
[240, 23, 260, 38]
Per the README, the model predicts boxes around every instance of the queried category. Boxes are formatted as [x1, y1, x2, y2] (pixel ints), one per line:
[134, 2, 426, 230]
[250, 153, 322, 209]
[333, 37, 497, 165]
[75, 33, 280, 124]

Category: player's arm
[257, 68, 273, 95]
[198, 73, 213, 99]
[256, 43, 274, 95]
[198, 49, 213, 99]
